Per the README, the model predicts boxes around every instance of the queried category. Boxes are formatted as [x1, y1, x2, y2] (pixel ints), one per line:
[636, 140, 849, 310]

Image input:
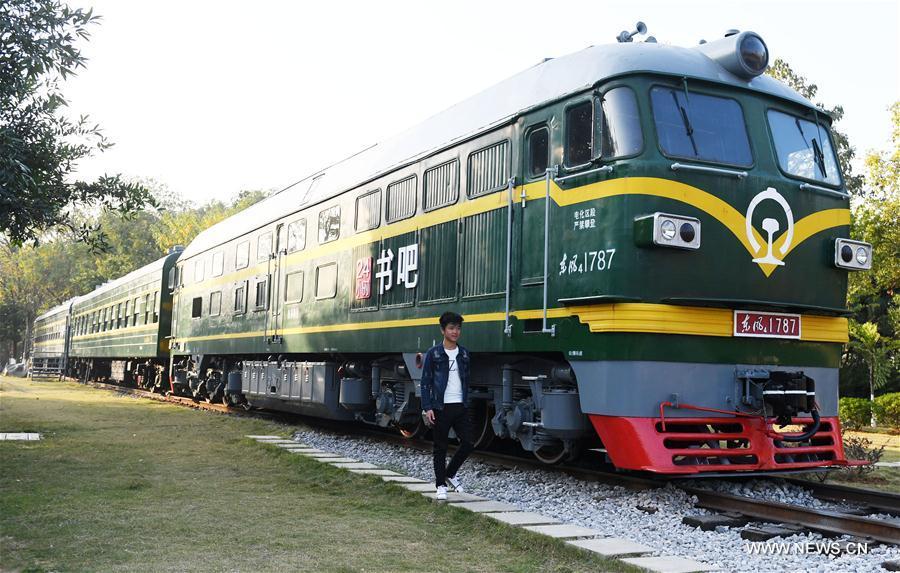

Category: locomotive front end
[546, 32, 870, 474]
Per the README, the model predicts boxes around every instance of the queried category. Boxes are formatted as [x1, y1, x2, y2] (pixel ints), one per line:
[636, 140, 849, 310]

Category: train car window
[767, 109, 841, 186]
[385, 176, 417, 222]
[124, 300, 130, 327]
[315, 263, 338, 299]
[467, 141, 510, 198]
[564, 101, 593, 167]
[194, 259, 204, 283]
[287, 219, 306, 252]
[133, 297, 140, 325]
[144, 294, 151, 324]
[117, 303, 123, 329]
[236, 240, 250, 269]
[257, 232, 273, 262]
[153, 291, 159, 323]
[527, 127, 550, 178]
[191, 297, 202, 318]
[285, 271, 304, 303]
[317, 205, 341, 244]
[650, 87, 752, 167]
[355, 190, 382, 232]
[100, 308, 106, 331]
[209, 291, 222, 317]
[233, 282, 247, 314]
[424, 159, 459, 211]
[598, 87, 643, 158]
[212, 252, 224, 277]
[253, 277, 269, 310]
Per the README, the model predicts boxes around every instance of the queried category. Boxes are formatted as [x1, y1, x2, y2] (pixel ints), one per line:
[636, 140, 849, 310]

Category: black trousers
[432, 403, 475, 487]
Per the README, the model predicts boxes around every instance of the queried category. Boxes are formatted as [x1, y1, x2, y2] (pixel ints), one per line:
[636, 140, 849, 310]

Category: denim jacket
[419, 343, 470, 411]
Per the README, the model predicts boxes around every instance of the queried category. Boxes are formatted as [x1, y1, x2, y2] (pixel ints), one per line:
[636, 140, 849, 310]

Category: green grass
[0, 377, 636, 573]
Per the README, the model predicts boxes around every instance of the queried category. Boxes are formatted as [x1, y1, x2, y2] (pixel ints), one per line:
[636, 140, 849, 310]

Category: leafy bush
[839, 397, 872, 430]
[840, 433, 885, 477]
[873, 393, 900, 429]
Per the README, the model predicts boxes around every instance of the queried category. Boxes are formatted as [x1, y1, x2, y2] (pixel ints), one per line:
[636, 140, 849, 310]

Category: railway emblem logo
[745, 187, 794, 267]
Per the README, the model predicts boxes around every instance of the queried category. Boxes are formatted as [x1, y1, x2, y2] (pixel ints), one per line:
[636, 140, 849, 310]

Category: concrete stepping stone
[348, 469, 400, 476]
[245, 435, 281, 439]
[314, 457, 357, 463]
[400, 483, 437, 492]
[0, 433, 41, 441]
[255, 438, 296, 443]
[283, 448, 322, 453]
[422, 491, 485, 503]
[567, 537, 654, 557]
[523, 524, 603, 539]
[302, 452, 344, 458]
[381, 476, 426, 483]
[622, 556, 717, 573]
[449, 500, 519, 513]
[275, 442, 309, 448]
[328, 462, 379, 469]
[485, 512, 561, 526]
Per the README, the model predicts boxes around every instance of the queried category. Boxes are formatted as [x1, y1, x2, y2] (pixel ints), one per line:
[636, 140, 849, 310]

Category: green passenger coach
[31, 300, 75, 380]
[68, 249, 182, 390]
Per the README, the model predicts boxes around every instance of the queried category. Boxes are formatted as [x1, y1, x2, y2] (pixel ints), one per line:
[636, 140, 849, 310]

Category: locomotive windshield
[767, 110, 841, 186]
[650, 86, 753, 166]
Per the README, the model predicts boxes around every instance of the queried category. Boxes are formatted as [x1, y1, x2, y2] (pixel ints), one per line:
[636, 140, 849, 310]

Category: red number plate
[734, 310, 801, 339]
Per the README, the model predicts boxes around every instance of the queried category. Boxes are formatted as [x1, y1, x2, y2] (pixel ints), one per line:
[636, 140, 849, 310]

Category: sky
[65, 0, 899, 205]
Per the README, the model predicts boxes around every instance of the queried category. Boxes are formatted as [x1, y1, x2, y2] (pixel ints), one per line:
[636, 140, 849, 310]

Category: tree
[0, 0, 156, 249]
[848, 321, 896, 426]
[841, 102, 900, 399]
[864, 102, 900, 201]
[152, 189, 269, 253]
[766, 59, 863, 195]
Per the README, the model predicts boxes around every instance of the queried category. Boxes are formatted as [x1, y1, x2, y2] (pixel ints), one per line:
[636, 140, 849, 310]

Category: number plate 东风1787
[733, 310, 801, 339]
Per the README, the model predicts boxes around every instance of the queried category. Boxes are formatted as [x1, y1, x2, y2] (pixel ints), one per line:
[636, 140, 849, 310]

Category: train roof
[35, 298, 78, 322]
[181, 38, 813, 260]
[72, 252, 177, 310]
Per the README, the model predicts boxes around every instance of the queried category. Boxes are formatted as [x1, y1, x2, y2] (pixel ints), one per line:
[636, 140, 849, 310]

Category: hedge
[839, 397, 872, 430]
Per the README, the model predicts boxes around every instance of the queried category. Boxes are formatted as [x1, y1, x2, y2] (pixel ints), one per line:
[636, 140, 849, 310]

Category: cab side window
[564, 101, 593, 167]
[527, 127, 549, 178]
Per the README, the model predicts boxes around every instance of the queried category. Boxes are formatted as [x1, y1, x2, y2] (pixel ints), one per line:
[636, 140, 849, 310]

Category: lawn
[0, 376, 635, 573]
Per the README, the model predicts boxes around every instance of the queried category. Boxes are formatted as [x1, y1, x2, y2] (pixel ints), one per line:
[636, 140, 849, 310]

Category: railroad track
[75, 379, 900, 545]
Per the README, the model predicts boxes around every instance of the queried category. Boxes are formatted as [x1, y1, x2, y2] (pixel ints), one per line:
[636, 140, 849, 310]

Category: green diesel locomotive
[46, 26, 872, 475]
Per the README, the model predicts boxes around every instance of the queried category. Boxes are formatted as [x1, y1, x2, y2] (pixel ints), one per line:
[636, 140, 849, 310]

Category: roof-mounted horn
[617, 21, 647, 43]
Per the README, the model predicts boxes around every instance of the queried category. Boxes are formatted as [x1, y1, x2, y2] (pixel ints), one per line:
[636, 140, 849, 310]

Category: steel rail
[682, 487, 900, 545]
[782, 477, 900, 516]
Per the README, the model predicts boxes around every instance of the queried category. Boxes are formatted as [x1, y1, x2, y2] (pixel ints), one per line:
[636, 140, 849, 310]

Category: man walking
[421, 312, 474, 500]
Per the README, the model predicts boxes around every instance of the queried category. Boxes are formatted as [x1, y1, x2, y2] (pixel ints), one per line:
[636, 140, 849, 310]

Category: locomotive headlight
[739, 34, 768, 75]
[696, 30, 768, 79]
[834, 238, 872, 270]
[660, 219, 677, 241]
[634, 212, 701, 250]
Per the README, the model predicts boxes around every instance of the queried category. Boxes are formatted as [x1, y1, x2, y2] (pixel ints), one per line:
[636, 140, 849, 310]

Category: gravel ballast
[292, 427, 899, 573]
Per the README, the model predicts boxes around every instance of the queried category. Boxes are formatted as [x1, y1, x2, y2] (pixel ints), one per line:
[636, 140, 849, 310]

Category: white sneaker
[436, 485, 448, 500]
[446, 476, 464, 493]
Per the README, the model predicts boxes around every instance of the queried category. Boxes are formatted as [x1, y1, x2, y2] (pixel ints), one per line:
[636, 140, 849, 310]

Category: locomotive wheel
[533, 444, 568, 465]
[470, 401, 495, 450]
[398, 418, 425, 439]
